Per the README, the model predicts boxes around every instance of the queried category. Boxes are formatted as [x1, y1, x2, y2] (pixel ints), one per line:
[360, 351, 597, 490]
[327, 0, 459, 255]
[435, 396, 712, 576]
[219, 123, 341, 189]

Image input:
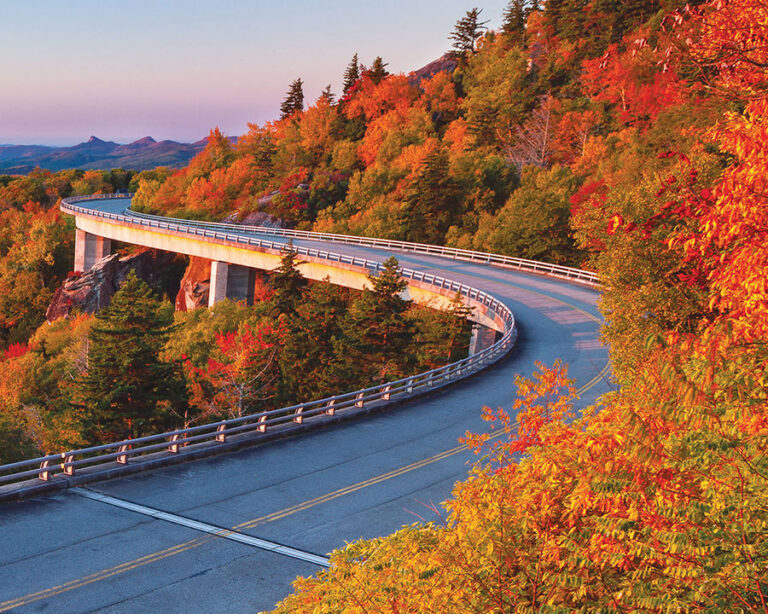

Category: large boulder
[46, 249, 176, 321]
[175, 256, 211, 312]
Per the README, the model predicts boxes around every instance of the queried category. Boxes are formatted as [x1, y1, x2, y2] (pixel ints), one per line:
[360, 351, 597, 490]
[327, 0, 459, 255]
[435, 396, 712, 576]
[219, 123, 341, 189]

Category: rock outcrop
[46, 249, 177, 321]
[175, 256, 211, 311]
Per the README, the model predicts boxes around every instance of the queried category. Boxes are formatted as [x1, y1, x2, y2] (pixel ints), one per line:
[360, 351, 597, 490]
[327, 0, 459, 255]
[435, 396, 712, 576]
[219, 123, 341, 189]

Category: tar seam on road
[71, 488, 331, 567]
[0, 289, 610, 612]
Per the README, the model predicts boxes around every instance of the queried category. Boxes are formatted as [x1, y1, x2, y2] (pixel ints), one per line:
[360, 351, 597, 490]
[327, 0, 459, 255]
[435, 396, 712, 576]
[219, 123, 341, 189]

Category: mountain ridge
[0, 135, 230, 174]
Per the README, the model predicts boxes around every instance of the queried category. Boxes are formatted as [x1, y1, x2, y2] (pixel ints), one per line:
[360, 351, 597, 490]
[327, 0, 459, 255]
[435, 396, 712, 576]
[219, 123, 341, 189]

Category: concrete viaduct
[0, 195, 609, 613]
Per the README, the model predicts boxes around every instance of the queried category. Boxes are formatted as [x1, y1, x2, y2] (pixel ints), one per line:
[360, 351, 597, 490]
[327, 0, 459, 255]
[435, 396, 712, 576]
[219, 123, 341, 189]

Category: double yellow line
[1, 289, 609, 612]
[0, 441, 479, 611]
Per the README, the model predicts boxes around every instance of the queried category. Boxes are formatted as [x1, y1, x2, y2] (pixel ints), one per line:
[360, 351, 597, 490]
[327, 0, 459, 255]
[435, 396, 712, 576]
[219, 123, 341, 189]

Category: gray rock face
[46, 249, 175, 321]
[175, 256, 211, 312]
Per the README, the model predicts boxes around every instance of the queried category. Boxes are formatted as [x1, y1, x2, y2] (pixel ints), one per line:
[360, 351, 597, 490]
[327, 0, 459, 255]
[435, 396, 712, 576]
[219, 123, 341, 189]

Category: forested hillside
[1, 0, 766, 607]
[268, 0, 768, 610]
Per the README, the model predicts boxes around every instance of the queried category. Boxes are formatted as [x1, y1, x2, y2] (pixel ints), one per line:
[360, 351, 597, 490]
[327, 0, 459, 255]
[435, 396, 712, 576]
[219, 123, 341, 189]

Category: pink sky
[1, 0, 509, 146]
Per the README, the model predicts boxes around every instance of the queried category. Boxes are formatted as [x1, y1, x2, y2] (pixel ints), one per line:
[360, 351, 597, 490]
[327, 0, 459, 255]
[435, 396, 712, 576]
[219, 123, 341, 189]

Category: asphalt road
[0, 203, 610, 613]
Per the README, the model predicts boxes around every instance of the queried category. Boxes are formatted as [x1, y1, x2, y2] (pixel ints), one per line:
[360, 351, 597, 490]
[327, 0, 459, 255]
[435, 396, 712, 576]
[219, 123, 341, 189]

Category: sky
[0, 0, 510, 146]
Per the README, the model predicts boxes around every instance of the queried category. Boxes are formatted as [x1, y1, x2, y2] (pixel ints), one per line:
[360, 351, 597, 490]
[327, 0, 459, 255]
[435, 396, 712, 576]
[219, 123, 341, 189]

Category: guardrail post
[325, 399, 336, 415]
[382, 385, 391, 401]
[62, 454, 75, 476]
[168, 434, 180, 453]
[216, 423, 226, 442]
[39, 460, 52, 481]
[406, 379, 414, 393]
[116, 445, 130, 464]
[293, 406, 304, 424]
[355, 392, 365, 408]
[258, 414, 267, 432]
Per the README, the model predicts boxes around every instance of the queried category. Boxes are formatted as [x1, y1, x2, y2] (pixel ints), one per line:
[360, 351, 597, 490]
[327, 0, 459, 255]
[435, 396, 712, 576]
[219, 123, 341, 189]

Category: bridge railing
[61, 193, 599, 286]
[0, 195, 530, 495]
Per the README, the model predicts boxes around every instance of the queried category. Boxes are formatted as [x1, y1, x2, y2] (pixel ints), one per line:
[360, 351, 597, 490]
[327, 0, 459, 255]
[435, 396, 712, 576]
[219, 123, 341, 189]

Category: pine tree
[340, 257, 414, 383]
[408, 292, 475, 369]
[279, 280, 349, 401]
[404, 147, 462, 244]
[280, 78, 305, 120]
[502, 0, 534, 46]
[319, 84, 336, 105]
[74, 271, 184, 442]
[268, 243, 308, 316]
[449, 8, 489, 57]
[342, 53, 361, 95]
[366, 56, 389, 85]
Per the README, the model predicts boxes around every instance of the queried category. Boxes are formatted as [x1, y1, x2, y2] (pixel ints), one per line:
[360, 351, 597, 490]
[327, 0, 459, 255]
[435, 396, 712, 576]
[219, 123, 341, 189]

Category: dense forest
[267, 0, 768, 610]
[0, 238, 471, 460]
[0, 0, 766, 608]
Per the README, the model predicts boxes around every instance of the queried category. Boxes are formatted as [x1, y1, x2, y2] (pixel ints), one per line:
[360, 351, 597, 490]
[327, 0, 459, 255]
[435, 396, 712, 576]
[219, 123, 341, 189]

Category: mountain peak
[87, 135, 105, 144]
[131, 136, 156, 146]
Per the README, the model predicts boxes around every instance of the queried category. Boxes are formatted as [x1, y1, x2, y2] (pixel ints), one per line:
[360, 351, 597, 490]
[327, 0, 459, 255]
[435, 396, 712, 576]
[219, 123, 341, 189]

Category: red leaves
[3, 342, 28, 361]
[184, 322, 285, 420]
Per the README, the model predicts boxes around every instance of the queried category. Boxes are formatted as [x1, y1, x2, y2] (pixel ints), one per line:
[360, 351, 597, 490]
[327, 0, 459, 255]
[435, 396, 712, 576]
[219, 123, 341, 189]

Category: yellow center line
[0, 444, 475, 612]
[1, 291, 608, 612]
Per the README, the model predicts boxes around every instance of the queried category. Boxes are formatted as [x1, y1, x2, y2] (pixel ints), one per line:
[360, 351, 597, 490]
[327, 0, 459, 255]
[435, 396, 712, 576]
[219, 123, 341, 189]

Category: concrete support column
[226, 265, 256, 305]
[469, 324, 499, 356]
[208, 261, 229, 307]
[74, 229, 111, 273]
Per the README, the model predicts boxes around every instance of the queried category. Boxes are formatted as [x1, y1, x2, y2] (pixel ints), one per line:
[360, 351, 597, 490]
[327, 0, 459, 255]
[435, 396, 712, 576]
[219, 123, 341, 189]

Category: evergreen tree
[268, 243, 308, 316]
[404, 147, 462, 244]
[319, 84, 336, 105]
[366, 56, 389, 85]
[340, 257, 414, 383]
[280, 78, 305, 120]
[408, 293, 475, 369]
[74, 271, 184, 442]
[449, 8, 489, 57]
[342, 53, 361, 95]
[502, 0, 534, 46]
[279, 280, 349, 401]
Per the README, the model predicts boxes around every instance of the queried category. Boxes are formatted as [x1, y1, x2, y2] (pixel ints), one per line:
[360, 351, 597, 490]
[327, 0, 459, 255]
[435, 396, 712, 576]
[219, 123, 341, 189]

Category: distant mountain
[409, 53, 458, 86]
[0, 135, 236, 175]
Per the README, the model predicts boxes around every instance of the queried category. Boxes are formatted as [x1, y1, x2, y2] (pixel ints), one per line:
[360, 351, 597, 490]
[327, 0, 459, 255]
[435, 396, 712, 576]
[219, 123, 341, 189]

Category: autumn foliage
[273, 0, 768, 611]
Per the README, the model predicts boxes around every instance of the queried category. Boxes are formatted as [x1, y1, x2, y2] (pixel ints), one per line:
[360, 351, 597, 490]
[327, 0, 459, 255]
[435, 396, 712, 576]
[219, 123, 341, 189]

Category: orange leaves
[465, 361, 577, 463]
[683, 98, 768, 341]
[687, 0, 768, 98]
[418, 71, 460, 122]
[581, 39, 687, 128]
[343, 74, 418, 124]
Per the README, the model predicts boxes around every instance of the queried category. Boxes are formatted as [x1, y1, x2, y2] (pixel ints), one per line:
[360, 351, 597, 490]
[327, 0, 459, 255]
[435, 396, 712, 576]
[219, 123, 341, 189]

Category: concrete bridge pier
[469, 324, 499, 356]
[74, 229, 111, 273]
[209, 261, 257, 307]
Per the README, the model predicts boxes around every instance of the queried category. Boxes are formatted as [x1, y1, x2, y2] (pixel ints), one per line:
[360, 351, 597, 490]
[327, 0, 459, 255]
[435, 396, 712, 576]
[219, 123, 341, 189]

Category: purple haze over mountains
[0, 135, 236, 174]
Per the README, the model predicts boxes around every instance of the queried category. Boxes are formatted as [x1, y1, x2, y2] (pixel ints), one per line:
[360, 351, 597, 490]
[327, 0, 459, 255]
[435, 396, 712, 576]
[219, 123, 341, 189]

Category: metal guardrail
[126, 203, 599, 286]
[0, 194, 536, 494]
[56, 192, 599, 285]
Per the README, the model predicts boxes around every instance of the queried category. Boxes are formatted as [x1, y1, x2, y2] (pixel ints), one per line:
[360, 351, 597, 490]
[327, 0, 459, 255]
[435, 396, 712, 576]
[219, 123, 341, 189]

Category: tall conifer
[280, 78, 305, 120]
[74, 271, 184, 441]
[366, 57, 389, 85]
[340, 257, 414, 383]
[268, 243, 308, 316]
[502, 0, 533, 46]
[342, 53, 360, 95]
[449, 8, 489, 56]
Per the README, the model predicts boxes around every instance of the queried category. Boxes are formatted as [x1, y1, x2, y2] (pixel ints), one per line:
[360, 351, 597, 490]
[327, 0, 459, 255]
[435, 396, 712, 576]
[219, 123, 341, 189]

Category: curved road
[0, 199, 610, 613]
